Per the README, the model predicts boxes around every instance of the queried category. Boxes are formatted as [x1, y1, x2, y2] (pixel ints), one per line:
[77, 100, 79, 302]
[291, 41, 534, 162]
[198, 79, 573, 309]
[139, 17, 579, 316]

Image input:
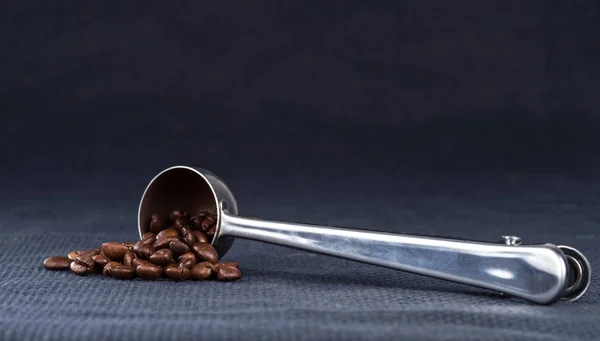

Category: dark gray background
[1, 2, 599, 341]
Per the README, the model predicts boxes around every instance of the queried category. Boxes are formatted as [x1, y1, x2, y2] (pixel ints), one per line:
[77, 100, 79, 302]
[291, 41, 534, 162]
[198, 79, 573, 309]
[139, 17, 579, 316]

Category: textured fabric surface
[0, 174, 598, 341]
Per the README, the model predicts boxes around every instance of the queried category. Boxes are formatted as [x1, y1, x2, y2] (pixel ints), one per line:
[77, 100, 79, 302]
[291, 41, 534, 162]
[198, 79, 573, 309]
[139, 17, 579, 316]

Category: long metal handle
[220, 213, 570, 304]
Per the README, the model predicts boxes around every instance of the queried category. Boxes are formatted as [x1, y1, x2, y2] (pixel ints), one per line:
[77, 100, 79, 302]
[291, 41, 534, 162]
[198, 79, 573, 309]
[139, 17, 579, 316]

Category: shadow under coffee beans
[43, 210, 242, 282]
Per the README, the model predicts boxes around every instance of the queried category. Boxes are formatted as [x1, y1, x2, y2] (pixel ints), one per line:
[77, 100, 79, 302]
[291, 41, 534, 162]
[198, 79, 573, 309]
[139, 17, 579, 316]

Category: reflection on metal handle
[220, 213, 583, 304]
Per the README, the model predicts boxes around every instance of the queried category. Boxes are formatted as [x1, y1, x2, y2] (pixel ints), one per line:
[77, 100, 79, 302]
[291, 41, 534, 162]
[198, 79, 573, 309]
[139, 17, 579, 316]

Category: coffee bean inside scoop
[43, 210, 242, 282]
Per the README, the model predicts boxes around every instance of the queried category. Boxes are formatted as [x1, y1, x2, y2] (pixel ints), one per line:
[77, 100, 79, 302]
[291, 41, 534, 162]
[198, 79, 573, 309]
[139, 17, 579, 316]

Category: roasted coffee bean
[72, 254, 95, 273]
[132, 258, 154, 269]
[180, 226, 192, 237]
[75, 253, 95, 270]
[190, 214, 205, 229]
[111, 265, 136, 279]
[70, 261, 90, 276]
[148, 249, 173, 266]
[122, 242, 135, 249]
[152, 236, 178, 249]
[191, 242, 218, 263]
[191, 263, 213, 280]
[181, 227, 196, 246]
[169, 240, 190, 257]
[137, 263, 163, 280]
[197, 261, 216, 270]
[123, 251, 136, 267]
[67, 250, 81, 260]
[103, 262, 121, 276]
[172, 224, 183, 234]
[156, 228, 179, 240]
[91, 254, 110, 267]
[174, 216, 191, 228]
[149, 213, 167, 234]
[179, 259, 195, 270]
[178, 251, 196, 262]
[68, 248, 97, 257]
[164, 264, 191, 281]
[184, 232, 196, 246]
[168, 210, 184, 222]
[91, 254, 109, 273]
[192, 230, 209, 244]
[141, 232, 157, 245]
[132, 242, 155, 259]
[216, 265, 242, 281]
[43, 256, 72, 270]
[216, 262, 239, 270]
[178, 252, 197, 269]
[163, 263, 176, 272]
[90, 254, 109, 273]
[88, 248, 101, 257]
[201, 216, 216, 231]
[69, 249, 98, 258]
[101, 242, 129, 261]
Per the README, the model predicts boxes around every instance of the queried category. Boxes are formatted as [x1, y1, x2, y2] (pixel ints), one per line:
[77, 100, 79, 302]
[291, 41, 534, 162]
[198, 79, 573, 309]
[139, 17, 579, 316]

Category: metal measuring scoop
[138, 165, 590, 304]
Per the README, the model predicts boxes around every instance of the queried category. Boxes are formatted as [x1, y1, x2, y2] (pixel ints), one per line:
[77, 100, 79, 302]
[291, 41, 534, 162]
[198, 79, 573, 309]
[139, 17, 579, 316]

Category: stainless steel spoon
[137, 165, 591, 304]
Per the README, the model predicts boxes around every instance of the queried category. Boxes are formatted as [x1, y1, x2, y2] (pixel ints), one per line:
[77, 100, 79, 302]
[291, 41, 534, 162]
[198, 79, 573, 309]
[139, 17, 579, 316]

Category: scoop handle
[219, 213, 582, 304]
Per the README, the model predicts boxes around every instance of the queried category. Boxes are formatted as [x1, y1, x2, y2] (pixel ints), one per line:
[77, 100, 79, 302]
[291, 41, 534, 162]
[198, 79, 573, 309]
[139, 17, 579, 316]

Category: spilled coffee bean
[103, 261, 121, 276]
[132, 241, 155, 259]
[165, 263, 191, 281]
[137, 263, 163, 280]
[123, 251, 136, 267]
[192, 242, 219, 263]
[101, 242, 129, 261]
[132, 258, 154, 268]
[148, 249, 173, 266]
[191, 263, 213, 280]
[110, 265, 136, 279]
[75, 253, 96, 272]
[181, 226, 197, 246]
[67, 251, 80, 260]
[197, 261, 216, 270]
[69, 261, 89, 276]
[43, 210, 241, 282]
[216, 262, 239, 270]
[153, 236, 179, 249]
[217, 265, 242, 281]
[156, 228, 178, 240]
[169, 240, 190, 257]
[92, 254, 110, 267]
[43, 256, 72, 270]
[178, 252, 197, 269]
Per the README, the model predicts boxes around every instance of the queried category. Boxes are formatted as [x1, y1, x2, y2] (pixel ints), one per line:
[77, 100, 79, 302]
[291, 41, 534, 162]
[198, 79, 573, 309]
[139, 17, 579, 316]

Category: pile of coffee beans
[43, 210, 242, 281]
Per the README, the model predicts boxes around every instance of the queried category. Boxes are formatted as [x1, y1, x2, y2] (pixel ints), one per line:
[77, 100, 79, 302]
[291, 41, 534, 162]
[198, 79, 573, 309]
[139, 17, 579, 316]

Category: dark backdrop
[1, 2, 599, 341]
[2, 1, 600, 180]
